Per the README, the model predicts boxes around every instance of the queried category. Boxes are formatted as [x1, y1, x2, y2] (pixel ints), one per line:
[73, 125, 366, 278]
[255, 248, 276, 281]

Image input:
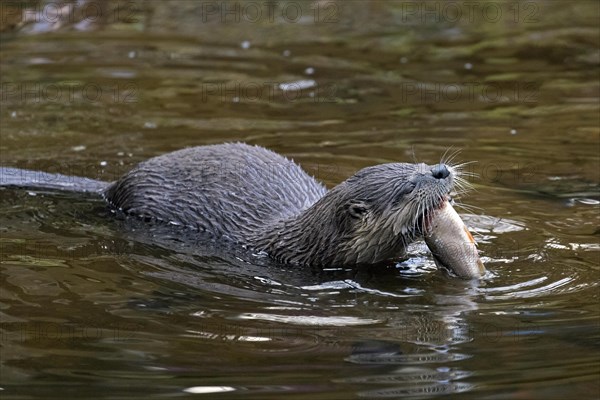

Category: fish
[424, 201, 485, 279]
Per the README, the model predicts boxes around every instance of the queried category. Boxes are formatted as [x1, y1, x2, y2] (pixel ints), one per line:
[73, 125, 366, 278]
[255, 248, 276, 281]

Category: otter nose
[431, 164, 450, 179]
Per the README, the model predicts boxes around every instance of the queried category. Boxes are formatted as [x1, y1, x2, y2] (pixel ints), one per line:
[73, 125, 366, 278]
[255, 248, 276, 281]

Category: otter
[1, 143, 463, 271]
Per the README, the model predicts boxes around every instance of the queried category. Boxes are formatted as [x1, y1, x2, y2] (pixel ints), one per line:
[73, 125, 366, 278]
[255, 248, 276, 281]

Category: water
[1, 1, 599, 399]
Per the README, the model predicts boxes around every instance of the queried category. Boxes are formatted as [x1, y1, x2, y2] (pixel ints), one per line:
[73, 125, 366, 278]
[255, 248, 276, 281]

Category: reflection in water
[340, 285, 480, 398]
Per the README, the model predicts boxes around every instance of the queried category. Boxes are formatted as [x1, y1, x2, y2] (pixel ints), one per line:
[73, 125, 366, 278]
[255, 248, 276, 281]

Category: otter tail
[0, 167, 109, 194]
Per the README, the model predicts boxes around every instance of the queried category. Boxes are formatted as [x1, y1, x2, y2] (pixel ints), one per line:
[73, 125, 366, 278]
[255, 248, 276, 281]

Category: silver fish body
[424, 201, 485, 279]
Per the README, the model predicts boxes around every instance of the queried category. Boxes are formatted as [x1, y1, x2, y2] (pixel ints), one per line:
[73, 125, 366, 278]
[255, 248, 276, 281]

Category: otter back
[104, 143, 327, 242]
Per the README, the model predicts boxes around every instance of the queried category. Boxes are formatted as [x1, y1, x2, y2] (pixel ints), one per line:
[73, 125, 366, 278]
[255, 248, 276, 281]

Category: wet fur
[1, 143, 457, 267]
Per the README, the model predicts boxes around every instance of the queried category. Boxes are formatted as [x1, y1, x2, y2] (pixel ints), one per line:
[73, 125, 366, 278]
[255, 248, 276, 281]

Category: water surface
[1, 1, 599, 399]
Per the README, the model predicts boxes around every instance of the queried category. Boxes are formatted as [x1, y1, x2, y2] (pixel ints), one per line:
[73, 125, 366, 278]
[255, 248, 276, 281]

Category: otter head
[326, 162, 455, 265]
[259, 162, 457, 267]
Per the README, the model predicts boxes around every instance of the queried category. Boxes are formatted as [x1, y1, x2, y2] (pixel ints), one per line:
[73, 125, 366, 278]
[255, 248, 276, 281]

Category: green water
[1, 1, 598, 399]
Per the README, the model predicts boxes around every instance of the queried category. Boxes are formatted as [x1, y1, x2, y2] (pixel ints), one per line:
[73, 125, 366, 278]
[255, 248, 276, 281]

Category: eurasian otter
[0, 143, 475, 275]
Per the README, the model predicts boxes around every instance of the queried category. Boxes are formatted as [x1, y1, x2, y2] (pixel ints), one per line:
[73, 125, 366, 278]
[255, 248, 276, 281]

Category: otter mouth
[419, 193, 452, 235]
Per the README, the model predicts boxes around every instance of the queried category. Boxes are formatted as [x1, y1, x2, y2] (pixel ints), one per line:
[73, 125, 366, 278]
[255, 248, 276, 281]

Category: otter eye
[348, 202, 368, 219]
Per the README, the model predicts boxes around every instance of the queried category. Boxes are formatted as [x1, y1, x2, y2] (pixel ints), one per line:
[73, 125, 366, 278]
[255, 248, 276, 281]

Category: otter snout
[431, 164, 451, 180]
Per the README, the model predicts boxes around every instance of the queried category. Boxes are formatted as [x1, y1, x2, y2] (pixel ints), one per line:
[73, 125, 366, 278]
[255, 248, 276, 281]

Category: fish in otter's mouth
[404, 163, 485, 279]
[423, 199, 485, 279]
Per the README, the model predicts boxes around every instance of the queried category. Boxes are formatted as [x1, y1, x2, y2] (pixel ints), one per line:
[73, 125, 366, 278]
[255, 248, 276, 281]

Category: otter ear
[347, 201, 368, 219]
